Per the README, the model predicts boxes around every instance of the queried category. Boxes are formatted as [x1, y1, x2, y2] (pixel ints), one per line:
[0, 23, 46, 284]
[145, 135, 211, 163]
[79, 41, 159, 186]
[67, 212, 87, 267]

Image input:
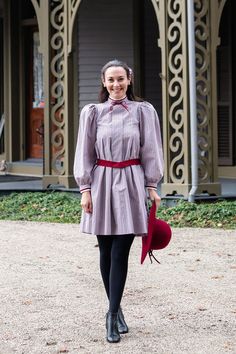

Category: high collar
[108, 96, 128, 104]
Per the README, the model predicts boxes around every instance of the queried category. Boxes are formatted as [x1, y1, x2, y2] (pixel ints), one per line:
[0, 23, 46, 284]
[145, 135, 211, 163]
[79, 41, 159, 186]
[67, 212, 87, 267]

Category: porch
[0, 0, 235, 200]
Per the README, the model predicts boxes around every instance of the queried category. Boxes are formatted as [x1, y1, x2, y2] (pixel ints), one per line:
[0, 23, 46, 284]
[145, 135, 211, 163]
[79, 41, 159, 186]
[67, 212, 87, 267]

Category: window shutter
[218, 105, 232, 164]
[77, 0, 134, 113]
[217, 46, 233, 166]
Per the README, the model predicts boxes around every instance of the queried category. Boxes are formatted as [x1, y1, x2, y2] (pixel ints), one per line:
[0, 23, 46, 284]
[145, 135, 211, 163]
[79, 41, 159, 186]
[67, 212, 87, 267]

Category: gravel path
[0, 221, 235, 354]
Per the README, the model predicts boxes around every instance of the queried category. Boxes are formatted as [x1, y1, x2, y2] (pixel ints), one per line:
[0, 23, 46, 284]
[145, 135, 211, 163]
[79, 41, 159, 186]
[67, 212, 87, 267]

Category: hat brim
[141, 202, 171, 264]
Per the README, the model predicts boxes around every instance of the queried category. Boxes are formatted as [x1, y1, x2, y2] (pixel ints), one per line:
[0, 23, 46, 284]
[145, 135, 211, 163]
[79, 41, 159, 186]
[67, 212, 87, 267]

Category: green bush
[158, 200, 236, 229]
[0, 192, 235, 229]
[0, 192, 81, 223]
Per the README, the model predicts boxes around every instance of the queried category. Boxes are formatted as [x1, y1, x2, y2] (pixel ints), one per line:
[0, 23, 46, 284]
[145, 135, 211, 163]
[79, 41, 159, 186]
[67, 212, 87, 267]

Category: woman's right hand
[81, 191, 93, 213]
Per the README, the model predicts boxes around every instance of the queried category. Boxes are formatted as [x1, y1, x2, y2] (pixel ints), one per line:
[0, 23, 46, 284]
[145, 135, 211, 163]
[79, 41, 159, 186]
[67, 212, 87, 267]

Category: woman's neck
[109, 95, 127, 101]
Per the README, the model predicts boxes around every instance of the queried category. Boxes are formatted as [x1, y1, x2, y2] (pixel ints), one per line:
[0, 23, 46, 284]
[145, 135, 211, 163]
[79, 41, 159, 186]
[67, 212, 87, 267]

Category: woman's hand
[148, 189, 161, 209]
[81, 191, 93, 213]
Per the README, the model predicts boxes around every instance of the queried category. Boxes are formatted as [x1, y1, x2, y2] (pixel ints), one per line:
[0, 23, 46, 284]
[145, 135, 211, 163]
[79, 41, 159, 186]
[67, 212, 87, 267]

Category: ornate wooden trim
[149, 0, 160, 24]
[162, 0, 221, 197]
[195, 0, 212, 183]
[67, 0, 82, 54]
[163, 0, 190, 190]
[30, 0, 43, 53]
[50, 0, 66, 175]
[217, 0, 227, 34]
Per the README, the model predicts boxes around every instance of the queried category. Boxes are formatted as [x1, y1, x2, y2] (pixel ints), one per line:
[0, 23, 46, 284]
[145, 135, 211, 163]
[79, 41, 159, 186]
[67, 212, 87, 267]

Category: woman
[74, 59, 164, 343]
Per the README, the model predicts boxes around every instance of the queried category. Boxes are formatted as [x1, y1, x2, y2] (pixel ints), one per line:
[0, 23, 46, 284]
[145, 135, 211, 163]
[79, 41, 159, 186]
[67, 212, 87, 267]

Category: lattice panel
[195, 0, 212, 183]
[166, 0, 186, 184]
[50, 0, 65, 174]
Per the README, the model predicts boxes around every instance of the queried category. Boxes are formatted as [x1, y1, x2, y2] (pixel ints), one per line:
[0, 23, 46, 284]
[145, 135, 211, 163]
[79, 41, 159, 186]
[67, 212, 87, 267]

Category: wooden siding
[142, 0, 162, 121]
[77, 0, 134, 112]
[0, 0, 3, 15]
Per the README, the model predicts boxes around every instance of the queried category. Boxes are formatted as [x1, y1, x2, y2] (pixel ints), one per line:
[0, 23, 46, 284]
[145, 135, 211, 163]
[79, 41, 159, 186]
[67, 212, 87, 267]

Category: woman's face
[102, 66, 131, 100]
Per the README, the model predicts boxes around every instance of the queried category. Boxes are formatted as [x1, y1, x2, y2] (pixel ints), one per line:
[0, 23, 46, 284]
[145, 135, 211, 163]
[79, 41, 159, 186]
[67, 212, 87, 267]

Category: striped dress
[73, 97, 164, 236]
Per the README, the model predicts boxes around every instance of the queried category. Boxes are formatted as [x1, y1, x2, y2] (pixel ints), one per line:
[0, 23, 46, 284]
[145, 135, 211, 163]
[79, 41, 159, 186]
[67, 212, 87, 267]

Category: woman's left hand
[148, 189, 161, 209]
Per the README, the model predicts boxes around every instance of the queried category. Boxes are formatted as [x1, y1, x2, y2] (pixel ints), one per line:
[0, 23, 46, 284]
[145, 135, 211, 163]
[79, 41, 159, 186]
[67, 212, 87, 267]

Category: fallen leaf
[211, 275, 224, 279]
[22, 300, 32, 305]
[57, 346, 69, 353]
[46, 340, 57, 346]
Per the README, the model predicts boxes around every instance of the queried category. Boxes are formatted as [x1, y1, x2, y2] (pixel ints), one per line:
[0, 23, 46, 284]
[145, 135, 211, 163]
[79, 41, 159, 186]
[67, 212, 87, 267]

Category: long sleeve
[139, 102, 164, 188]
[73, 104, 97, 192]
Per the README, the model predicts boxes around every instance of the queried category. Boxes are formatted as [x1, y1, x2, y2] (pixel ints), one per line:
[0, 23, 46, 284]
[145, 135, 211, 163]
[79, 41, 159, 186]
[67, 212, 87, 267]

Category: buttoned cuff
[146, 187, 157, 191]
[80, 184, 91, 193]
[145, 182, 157, 189]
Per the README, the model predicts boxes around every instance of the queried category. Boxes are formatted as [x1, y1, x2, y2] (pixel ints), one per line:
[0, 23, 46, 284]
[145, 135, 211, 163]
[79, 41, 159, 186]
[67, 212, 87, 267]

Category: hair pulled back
[98, 59, 142, 103]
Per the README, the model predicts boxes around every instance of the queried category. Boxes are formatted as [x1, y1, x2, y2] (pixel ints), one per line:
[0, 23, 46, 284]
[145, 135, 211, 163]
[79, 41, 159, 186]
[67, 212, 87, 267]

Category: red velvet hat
[141, 202, 172, 264]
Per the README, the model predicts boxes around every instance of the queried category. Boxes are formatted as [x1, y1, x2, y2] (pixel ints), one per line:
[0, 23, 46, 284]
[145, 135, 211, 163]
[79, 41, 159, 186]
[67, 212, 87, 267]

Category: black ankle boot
[106, 312, 120, 343]
[117, 307, 129, 334]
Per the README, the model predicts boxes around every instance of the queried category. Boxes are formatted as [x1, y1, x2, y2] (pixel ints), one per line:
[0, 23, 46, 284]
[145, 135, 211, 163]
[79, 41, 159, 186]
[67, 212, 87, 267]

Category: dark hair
[98, 59, 142, 103]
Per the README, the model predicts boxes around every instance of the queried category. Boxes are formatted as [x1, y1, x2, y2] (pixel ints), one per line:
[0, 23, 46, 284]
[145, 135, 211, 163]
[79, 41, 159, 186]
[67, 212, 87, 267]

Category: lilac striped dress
[73, 97, 164, 236]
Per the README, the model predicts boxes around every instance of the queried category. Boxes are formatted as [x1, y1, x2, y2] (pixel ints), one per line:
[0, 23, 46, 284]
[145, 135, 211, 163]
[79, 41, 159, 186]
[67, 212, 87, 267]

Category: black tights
[97, 234, 134, 313]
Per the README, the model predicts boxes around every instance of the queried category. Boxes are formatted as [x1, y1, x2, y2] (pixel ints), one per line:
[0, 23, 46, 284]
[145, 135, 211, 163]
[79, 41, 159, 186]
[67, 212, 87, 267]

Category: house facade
[0, 0, 235, 197]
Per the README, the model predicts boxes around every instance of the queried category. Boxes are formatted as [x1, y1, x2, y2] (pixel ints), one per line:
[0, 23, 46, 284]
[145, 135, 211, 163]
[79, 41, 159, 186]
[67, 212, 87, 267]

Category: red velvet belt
[97, 158, 141, 168]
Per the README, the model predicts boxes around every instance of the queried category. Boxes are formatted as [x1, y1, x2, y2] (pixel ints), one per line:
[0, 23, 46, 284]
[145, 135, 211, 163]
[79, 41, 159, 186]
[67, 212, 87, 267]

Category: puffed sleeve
[139, 102, 164, 188]
[73, 104, 97, 192]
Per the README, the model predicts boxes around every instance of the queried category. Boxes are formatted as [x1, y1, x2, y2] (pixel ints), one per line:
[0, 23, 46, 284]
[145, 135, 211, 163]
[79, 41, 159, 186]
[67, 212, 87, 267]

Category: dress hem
[80, 230, 147, 237]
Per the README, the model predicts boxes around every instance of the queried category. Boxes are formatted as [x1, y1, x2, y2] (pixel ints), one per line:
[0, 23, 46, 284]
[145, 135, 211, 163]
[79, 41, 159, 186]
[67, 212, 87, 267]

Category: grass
[0, 192, 81, 224]
[0, 192, 235, 229]
[158, 200, 236, 229]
